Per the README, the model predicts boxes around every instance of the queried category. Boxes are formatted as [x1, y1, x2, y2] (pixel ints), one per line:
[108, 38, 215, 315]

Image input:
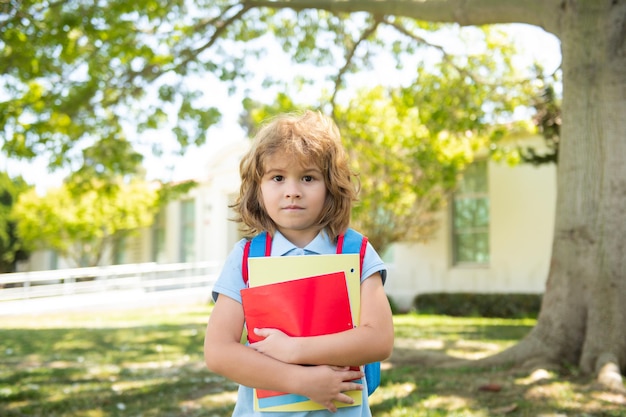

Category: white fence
[0, 261, 221, 302]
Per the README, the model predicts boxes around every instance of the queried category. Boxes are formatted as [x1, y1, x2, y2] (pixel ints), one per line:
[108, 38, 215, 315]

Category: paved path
[0, 287, 213, 316]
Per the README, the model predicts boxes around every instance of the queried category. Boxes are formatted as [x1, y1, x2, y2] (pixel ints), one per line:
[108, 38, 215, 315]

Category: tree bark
[545, 0, 626, 382]
[246, 0, 626, 387]
[449, 0, 626, 390]
[247, 0, 563, 31]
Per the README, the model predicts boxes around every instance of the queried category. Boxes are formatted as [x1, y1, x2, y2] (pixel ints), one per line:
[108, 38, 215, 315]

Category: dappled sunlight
[421, 394, 474, 411]
[370, 382, 416, 404]
[86, 363, 122, 377]
[524, 381, 626, 415]
[196, 389, 239, 407]
[394, 338, 445, 350]
[591, 390, 626, 406]
[516, 368, 556, 385]
[393, 336, 513, 362]
[111, 378, 167, 393]
[3, 307, 624, 416]
[53, 337, 96, 351]
[525, 381, 572, 401]
[447, 339, 508, 359]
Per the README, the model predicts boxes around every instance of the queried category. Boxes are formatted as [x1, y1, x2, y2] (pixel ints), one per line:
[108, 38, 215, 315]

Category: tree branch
[174, 3, 253, 73]
[244, 0, 562, 34]
[382, 17, 488, 85]
[330, 17, 382, 111]
[117, 3, 252, 97]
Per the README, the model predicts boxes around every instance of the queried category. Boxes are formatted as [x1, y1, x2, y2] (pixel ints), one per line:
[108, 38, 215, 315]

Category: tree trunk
[536, 0, 626, 381]
[475, 0, 626, 390]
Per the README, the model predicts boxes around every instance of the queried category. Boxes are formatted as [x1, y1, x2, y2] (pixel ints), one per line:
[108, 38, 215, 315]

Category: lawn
[1, 303, 625, 416]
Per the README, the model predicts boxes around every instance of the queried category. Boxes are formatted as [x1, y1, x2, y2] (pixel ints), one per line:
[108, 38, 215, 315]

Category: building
[21, 136, 556, 311]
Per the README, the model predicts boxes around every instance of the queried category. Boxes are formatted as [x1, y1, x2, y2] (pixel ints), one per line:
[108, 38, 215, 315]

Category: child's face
[260, 150, 327, 246]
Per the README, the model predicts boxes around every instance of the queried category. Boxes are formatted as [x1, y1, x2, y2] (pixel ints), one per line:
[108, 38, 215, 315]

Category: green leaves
[0, 173, 31, 272]
[1, 2, 548, 180]
[335, 87, 473, 251]
[2, 1, 555, 255]
[0, 0, 227, 174]
[13, 178, 160, 267]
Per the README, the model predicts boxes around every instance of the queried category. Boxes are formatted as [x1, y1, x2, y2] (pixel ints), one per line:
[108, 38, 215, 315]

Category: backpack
[242, 228, 381, 396]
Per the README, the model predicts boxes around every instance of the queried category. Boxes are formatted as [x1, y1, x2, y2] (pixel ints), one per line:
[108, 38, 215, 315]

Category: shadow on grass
[374, 340, 626, 416]
[393, 317, 536, 342]
[0, 323, 239, 417]
[2, 368, 236, 417]
[372, 363, 626, 417]
[5, 312, 623, 417]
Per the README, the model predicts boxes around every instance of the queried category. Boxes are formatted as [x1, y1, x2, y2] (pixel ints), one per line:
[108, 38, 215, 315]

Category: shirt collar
[271, 230, 334, 256]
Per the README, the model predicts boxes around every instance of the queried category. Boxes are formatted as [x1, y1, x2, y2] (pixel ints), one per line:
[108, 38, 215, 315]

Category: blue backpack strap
[242, 232, 271, 285]
[337, 228, 368, 273]
[338, 228, 364, 254]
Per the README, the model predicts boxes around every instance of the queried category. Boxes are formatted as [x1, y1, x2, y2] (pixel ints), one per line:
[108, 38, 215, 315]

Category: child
[204, 110, 394, 416]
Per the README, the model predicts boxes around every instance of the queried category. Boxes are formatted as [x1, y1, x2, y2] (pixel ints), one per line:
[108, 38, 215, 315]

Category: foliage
[2, 1, 555, 257]
[156, 178, 198, 205]
[520, 82, 562, 165]
[241, 25, 538, 251]
[334, 87, 467, 251]
[1, 304, 623, 416]
[0, 172, 31, 272]
[1, 0, 227, 174]
[12, 178, 160, 267]
[1, 2, 551, 176]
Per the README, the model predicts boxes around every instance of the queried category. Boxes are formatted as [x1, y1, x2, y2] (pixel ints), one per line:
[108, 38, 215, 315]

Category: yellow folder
[246, 254, 363, 412]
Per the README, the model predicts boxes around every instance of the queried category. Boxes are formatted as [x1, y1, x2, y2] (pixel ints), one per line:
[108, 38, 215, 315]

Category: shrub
[413, 292, 542, 318]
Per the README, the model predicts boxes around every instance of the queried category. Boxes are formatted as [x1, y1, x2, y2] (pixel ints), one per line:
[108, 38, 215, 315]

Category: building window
[452, 160, 489, 265]
[50, 251, 58, 270]
[180, 199, 195, 262]
[151, 210, 166, 263]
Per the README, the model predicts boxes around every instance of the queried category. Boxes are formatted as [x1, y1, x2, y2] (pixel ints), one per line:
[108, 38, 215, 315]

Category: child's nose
[285, 180, 302, 198]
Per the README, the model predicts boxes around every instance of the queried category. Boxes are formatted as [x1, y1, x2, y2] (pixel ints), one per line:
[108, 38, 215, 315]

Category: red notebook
[241, 271, 355, 399]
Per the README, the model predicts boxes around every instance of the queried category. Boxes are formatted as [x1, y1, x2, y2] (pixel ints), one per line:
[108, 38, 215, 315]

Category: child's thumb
[253, 328, 267, 337]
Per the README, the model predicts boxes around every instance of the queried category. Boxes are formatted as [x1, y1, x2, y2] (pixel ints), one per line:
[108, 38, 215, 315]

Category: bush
[387, 295, 402, 315]
[413, 292, 542, 318]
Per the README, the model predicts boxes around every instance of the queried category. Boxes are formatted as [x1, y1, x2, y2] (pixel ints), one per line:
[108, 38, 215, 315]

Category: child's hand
[299, 365, 364, 413]
[250, 328, 297, 363]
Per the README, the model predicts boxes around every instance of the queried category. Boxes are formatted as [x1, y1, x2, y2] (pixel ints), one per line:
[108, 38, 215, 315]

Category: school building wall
[385, 159, 556, 310]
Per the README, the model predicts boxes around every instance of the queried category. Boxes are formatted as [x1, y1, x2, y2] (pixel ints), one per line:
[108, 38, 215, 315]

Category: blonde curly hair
[233, 110, 358, 241]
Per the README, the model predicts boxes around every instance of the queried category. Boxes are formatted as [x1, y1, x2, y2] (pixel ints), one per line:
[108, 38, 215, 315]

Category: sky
[1, 23, 561, 194]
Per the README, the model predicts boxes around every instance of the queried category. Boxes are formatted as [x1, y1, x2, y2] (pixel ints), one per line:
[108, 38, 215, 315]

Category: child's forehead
[262, 150, 322, 171]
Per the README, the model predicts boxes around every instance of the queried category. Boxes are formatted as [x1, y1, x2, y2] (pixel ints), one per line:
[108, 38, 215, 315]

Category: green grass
[1, 304, 625, 416]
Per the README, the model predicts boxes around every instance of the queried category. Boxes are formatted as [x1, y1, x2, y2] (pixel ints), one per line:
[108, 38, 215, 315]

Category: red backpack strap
[336, 234, 345, 254]
[358, 236, 368, 273]
[242, 240, 252, 285]
[264, 232, 272, 256]
[242, 232, 272, 286]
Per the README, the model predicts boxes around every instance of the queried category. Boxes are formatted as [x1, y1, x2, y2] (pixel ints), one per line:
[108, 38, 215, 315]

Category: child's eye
[302, 175, 314, 182]
[272, 175, 284, 182]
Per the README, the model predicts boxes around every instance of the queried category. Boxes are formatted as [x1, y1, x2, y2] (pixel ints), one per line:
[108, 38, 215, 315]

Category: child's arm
[251, 272, 394, 367]
[204, 293, 364, 412]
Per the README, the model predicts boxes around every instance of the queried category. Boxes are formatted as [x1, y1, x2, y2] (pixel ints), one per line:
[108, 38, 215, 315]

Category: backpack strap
[242, 228, 367, 283]
[336, 228, 368, 274]
[336, 228, 380, 395]
[242, 231, 272, 285]
[241, 228, 379, 395]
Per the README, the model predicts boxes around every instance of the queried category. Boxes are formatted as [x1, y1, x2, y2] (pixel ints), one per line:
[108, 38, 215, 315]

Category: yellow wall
[385, 160, 557, 310]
